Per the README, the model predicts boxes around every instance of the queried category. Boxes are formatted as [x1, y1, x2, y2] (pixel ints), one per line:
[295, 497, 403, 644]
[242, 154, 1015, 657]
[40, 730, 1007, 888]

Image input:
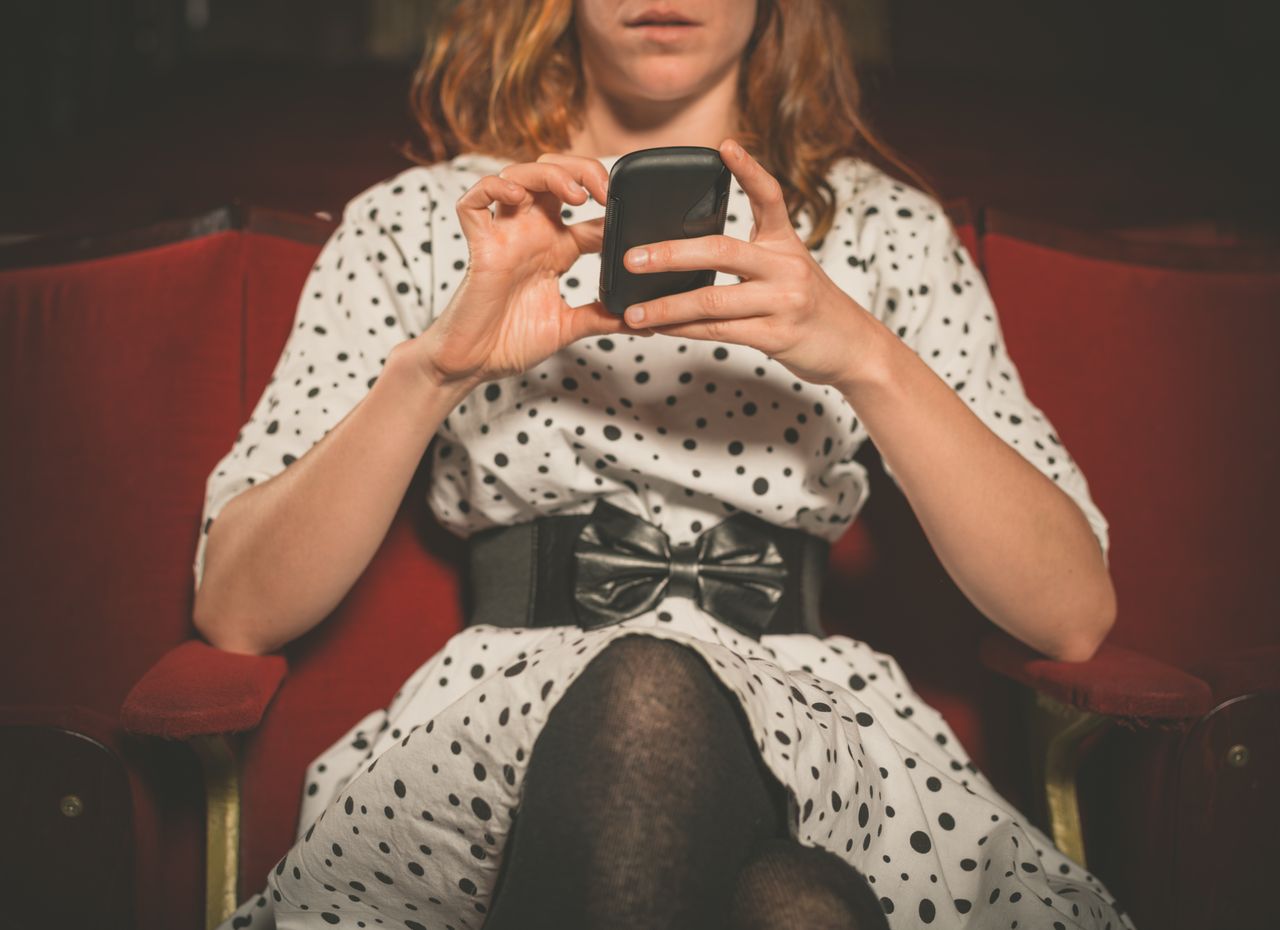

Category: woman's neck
[560, 72, 743, 159]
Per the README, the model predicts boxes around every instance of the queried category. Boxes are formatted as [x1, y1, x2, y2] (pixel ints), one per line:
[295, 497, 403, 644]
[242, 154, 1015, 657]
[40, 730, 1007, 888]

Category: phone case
[598, 146, 731, 316]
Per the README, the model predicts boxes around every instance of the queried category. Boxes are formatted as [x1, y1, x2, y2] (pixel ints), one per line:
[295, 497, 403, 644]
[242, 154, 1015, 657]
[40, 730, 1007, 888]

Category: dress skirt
[216, 598, 1136, 930]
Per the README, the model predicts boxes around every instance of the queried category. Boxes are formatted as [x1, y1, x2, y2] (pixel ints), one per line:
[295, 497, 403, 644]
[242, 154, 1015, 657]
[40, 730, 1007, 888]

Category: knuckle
[712, 235, 736, 262]
[701, 286, 725, 315]
[783, 288, 808, 312]
[759, 317, 790, 354]
[750, 323, 774, 354]
[707, 318, 733, 340]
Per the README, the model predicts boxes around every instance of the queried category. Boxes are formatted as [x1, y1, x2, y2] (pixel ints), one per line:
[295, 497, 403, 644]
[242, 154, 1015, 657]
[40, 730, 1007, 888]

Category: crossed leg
[481, 633, 887, 930]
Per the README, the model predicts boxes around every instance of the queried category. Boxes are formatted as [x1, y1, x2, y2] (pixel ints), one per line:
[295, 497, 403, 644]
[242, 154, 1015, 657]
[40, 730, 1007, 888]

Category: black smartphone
[598, 146, 732, 316]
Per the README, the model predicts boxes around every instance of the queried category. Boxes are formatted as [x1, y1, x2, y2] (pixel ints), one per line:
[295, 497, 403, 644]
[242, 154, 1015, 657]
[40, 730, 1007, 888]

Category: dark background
[2, 0, 1276, 241]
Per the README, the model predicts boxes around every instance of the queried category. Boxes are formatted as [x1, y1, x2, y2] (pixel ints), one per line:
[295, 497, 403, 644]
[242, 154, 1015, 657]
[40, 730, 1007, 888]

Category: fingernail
[627, 249, 648, 268]
[571, 181, 586, 195]
[627, 304, 645, 323]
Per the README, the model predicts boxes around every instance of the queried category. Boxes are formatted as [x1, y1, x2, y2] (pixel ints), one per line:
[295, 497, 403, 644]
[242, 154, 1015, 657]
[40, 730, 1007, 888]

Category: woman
[200, 1, 1132, 928]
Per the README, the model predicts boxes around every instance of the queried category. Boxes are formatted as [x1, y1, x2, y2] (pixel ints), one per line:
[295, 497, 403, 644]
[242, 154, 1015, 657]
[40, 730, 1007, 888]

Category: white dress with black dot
[208, 151, 1131, 930]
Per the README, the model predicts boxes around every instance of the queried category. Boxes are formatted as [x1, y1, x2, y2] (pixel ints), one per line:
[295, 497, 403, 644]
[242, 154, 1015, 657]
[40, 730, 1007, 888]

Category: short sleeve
[192, 172, 437, 594]
[873, 201, 1111, 568]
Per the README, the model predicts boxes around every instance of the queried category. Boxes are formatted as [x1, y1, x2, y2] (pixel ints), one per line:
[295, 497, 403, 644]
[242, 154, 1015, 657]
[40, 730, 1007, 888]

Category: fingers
[718, 138, 792, 240]
[461, 153, 611, 248]
[533, 153, 611, 204]
[621, 281, 773, 329]
[623, 234, 789, 280]
[457, 175, 527, 240]
[496, 161, 593, 208]
[628, 312, 778, 350]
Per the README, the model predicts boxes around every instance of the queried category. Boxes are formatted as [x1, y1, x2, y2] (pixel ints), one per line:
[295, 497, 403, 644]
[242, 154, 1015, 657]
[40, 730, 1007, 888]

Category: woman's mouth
[626, 22, 702, 40]
[624, 6, 702, 41]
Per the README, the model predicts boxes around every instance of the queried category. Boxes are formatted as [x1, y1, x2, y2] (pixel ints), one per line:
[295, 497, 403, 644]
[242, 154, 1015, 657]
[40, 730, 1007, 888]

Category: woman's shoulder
[834, 157, 949, 232]
[824, 156, 959, 272]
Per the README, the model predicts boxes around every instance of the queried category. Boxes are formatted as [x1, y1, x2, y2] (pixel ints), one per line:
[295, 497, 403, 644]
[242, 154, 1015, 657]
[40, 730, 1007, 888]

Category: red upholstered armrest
[120, 640, 287, 738]
[978, 632, 1214, 720]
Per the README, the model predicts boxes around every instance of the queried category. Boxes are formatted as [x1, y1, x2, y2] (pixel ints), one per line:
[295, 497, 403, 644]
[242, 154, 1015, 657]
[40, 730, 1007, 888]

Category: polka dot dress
[206, 152, 1130, 930]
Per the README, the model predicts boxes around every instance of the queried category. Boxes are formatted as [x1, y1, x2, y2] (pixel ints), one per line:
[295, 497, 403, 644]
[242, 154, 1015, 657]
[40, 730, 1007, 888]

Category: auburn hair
[402, 0, 940, 250]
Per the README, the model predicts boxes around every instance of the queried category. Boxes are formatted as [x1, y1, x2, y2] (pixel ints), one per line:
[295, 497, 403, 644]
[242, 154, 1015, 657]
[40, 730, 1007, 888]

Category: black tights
[481, 633, 890, 930]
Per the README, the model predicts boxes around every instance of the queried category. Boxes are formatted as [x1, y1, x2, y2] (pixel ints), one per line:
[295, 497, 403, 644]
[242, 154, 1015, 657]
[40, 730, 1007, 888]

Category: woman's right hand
[405, 153, 648, 388]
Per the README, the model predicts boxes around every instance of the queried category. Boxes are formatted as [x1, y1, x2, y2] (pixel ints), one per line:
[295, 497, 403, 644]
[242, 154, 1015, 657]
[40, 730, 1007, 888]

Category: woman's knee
[731, 837, 891, 930]
[527, 633, 743, 781]
[556, 634, 723, 724]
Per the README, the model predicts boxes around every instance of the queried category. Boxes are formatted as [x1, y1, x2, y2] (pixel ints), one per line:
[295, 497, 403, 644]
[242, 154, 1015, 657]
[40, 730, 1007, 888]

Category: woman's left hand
[619, 137, 886, 392]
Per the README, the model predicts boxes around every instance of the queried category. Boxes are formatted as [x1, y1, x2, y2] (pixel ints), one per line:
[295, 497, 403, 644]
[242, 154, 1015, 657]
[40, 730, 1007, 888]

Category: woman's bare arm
[193, 153, 627, 656]
[192, 342, 478, 656]
[835, 320, 1116, 663]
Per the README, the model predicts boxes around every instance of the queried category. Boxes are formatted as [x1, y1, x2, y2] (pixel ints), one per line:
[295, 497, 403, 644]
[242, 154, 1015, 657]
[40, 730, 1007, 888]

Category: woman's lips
[626, 23, 701, 40]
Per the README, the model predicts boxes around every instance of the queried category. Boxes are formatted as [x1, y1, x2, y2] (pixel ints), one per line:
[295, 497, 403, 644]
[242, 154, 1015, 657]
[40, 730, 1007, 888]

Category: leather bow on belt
[572, 499, 789, 639]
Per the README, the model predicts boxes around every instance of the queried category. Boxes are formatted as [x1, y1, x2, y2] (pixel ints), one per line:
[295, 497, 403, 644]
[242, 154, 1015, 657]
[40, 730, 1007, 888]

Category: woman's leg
[481, 633, 791, 930]
[726, 836, 891, 930]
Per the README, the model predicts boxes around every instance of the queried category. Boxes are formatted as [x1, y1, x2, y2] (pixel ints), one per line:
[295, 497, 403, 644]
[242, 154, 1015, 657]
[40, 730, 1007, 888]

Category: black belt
[464, 497, 829, 640]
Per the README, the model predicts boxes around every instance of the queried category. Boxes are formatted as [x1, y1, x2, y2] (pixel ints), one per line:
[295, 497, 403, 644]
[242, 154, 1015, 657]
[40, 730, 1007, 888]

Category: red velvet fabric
[0, 234, 245, 716]
[0, 235, 246, 930]
[979, 233, 1280, 929]
[983, 235, 1280, 673]
[120, 640, 287, 738]
[243, 231, 333, 413]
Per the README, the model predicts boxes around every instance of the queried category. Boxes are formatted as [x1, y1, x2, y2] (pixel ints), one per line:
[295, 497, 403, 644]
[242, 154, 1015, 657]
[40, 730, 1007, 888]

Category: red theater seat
[977, 211, 1280, 930]
[15, 196, 1264, 929]
[0, 212, 260, 930]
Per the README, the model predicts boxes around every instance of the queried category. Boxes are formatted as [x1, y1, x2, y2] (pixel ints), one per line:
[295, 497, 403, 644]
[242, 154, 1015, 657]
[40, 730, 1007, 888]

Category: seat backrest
[981, 211, 1280, 672]
[0, 213, 262, 930]
[0, 214, 247, 715]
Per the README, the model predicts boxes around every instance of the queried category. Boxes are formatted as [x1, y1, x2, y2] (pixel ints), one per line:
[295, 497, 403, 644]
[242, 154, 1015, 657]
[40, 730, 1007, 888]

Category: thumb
[566, 299, 655, 342]
[566, 215, 606, 255]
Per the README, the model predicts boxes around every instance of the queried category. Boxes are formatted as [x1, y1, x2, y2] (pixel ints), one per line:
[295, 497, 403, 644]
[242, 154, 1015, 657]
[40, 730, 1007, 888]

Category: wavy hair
[402, 0, 939, 250]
